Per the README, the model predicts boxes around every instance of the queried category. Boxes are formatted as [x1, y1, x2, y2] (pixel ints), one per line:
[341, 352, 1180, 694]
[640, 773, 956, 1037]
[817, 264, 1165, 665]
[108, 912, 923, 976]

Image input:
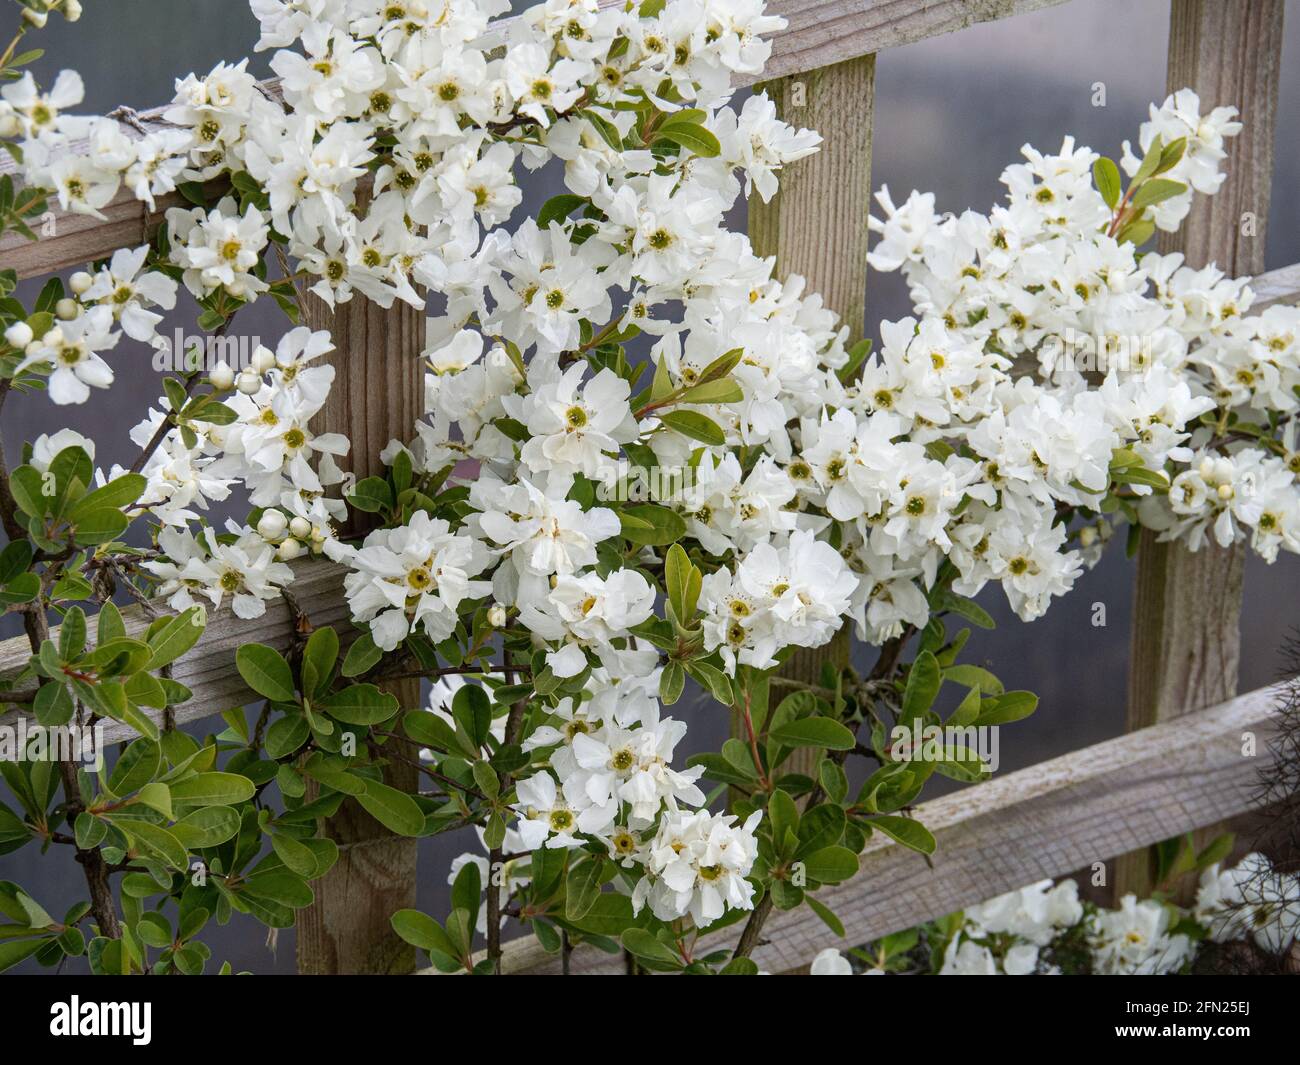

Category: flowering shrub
[810, 849, 1300, 975]
[0, 0, 1296, 975]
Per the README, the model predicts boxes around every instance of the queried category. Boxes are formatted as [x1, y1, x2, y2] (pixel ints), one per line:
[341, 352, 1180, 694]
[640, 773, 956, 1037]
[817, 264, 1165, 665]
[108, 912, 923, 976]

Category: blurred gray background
[2, 0, 1298, 972]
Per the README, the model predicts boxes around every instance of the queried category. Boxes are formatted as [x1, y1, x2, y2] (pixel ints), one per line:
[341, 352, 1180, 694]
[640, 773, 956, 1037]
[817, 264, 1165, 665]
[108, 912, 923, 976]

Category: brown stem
[731, 893, 774, 961]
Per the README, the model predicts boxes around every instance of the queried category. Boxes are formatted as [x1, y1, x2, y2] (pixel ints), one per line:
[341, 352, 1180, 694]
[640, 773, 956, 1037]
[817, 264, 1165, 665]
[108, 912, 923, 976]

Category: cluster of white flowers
[438, 670, 761, 924]
[867, 88, 1300, 605]
[812, 853, 1299, 976]
[1195, 850, 1300, 955]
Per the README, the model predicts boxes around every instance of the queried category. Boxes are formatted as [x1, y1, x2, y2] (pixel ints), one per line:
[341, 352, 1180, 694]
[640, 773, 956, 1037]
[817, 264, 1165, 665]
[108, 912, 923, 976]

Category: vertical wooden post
[747, 55, 876, 778]
[296, 283, 426, 974]
[1115, 0, 1284, 900]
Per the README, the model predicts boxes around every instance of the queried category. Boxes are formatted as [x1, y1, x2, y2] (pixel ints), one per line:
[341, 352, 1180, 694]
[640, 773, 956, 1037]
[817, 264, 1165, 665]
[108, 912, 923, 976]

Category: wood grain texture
[438, 682, 1283, 974]
[295, 268, 426, 973]
[1117, 0, 1285, 900]
[747, 56, 873, 785]
[749, 54, 875, 342]
[0, 0, 1069, 280]
[0, 557, 348, 746]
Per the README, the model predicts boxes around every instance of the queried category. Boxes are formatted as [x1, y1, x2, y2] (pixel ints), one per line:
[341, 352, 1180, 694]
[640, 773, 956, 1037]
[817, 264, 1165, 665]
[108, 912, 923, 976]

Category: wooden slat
[294, 215, 426, 975]
[1117, 0, 1285, 901]
[0, 0, 1071, 280]
[0, 557, 348, 746]
[748, 54, 875, 787]
[450, 682, 1283, 974]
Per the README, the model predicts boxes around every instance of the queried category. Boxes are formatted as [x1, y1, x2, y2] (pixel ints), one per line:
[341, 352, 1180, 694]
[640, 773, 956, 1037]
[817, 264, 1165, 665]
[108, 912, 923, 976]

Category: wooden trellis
[0, 0, 1295, 974]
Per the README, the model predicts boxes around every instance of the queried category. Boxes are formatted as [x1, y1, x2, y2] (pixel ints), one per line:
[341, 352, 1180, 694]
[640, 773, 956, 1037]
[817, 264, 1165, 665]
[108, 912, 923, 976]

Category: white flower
[632, 808, 762, 925]
[337, 511, 492, 651]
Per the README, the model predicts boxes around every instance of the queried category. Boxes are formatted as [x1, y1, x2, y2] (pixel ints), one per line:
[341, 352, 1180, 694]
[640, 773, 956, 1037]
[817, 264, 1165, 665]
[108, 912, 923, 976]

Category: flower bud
[257, 509, 288, 540]
[277, 537, 303, 561]
[54, 298, 80, 321]
[251, 345, 276, 373]
[21, 9, 48, 28]
[63, 0, 84, 20]
[68, 271, 93, 295]
[41, 326, 64, 347]
[488, 603, 507, 627]
[209, 361, 235, 390]
[289, 516, 312, 540]
[236, 369, 261, 395]
[4, 322, 33, 349]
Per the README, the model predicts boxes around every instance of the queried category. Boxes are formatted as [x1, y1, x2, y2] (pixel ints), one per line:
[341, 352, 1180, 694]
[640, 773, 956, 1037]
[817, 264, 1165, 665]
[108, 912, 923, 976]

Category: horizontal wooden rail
[0, 557, 347, 744]
[444, 681, 1283, 974]
[0, 0, 1070, 280]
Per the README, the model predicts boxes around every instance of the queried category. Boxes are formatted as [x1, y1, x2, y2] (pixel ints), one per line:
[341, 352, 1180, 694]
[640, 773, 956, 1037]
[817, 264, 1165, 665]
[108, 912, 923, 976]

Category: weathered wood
[294, 264, 426, 974]
[444, 682, 1283, 974]
[748, 54, 874, 784]
[1116, 0, 1285, 901]
[0, 557, 348, 746]
[0, 0, 1069, 280]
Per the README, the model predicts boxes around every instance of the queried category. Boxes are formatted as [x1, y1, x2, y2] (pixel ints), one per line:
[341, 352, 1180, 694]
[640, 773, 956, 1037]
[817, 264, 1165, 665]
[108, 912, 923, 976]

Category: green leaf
[1130, 177, 1187, 210]
[975, 690, 1038, 725]
[135, 782, 173, 819]
[620, 928, 682, 968]
[659, 660, 685, 705]
[1092, 157, 1121, 208]
[618, 503, 686, 546]
[169, 771, 255, 807]
[71, 508, 129, 545]
[235, 644, 296, 702]
[143, 608, 204, 665]
[537, 193, 588, 228]
[347, 476, 393, 514]
[654, 121, 721, 158]
[805, 895, 845, 938]
[66, 474, 146, 521]
[356, 779, 424, 836]
[800, 845, 860, 884]
[318, 684, 400, 726]
[657, 409, 725, 446]
[301, 626, 339, 697]
[117, 820, 188, 869]
[0, 937, 47, 974]
[341, 631, 381, 677]
[677, 378, 743, 405]
[869, 815, 936, 855]
[902, 650, 942, 718]
[169, 807, 241, 849]
[451, 684, 492, 747]
[271, 833, 317, 877]
[768, 717, 856, 751]
[565, 858, 603, 921]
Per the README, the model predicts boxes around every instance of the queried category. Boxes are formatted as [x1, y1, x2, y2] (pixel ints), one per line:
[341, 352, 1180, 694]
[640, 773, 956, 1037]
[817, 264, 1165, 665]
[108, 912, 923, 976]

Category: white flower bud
[251, 345, 276, 373]
[68, 271, 93, 295]
[488, 603, 507, 627]
[289, 516, 312, 540]
[4, 322, 33, 349]
[54, 298, 80, 321]
[209, 361, 235, 390]
[1198, 457, 1216, 480]
[236, 369, 261, 395]
[63, 0, 84, 20]
[41, 326, 64, 347]
[0, 114, 20, 139]
[1217, 482, 1234, 501]
[257, 510, 288, 540]
[21, 9, 48, 28]
[277, 537, 303, 561]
